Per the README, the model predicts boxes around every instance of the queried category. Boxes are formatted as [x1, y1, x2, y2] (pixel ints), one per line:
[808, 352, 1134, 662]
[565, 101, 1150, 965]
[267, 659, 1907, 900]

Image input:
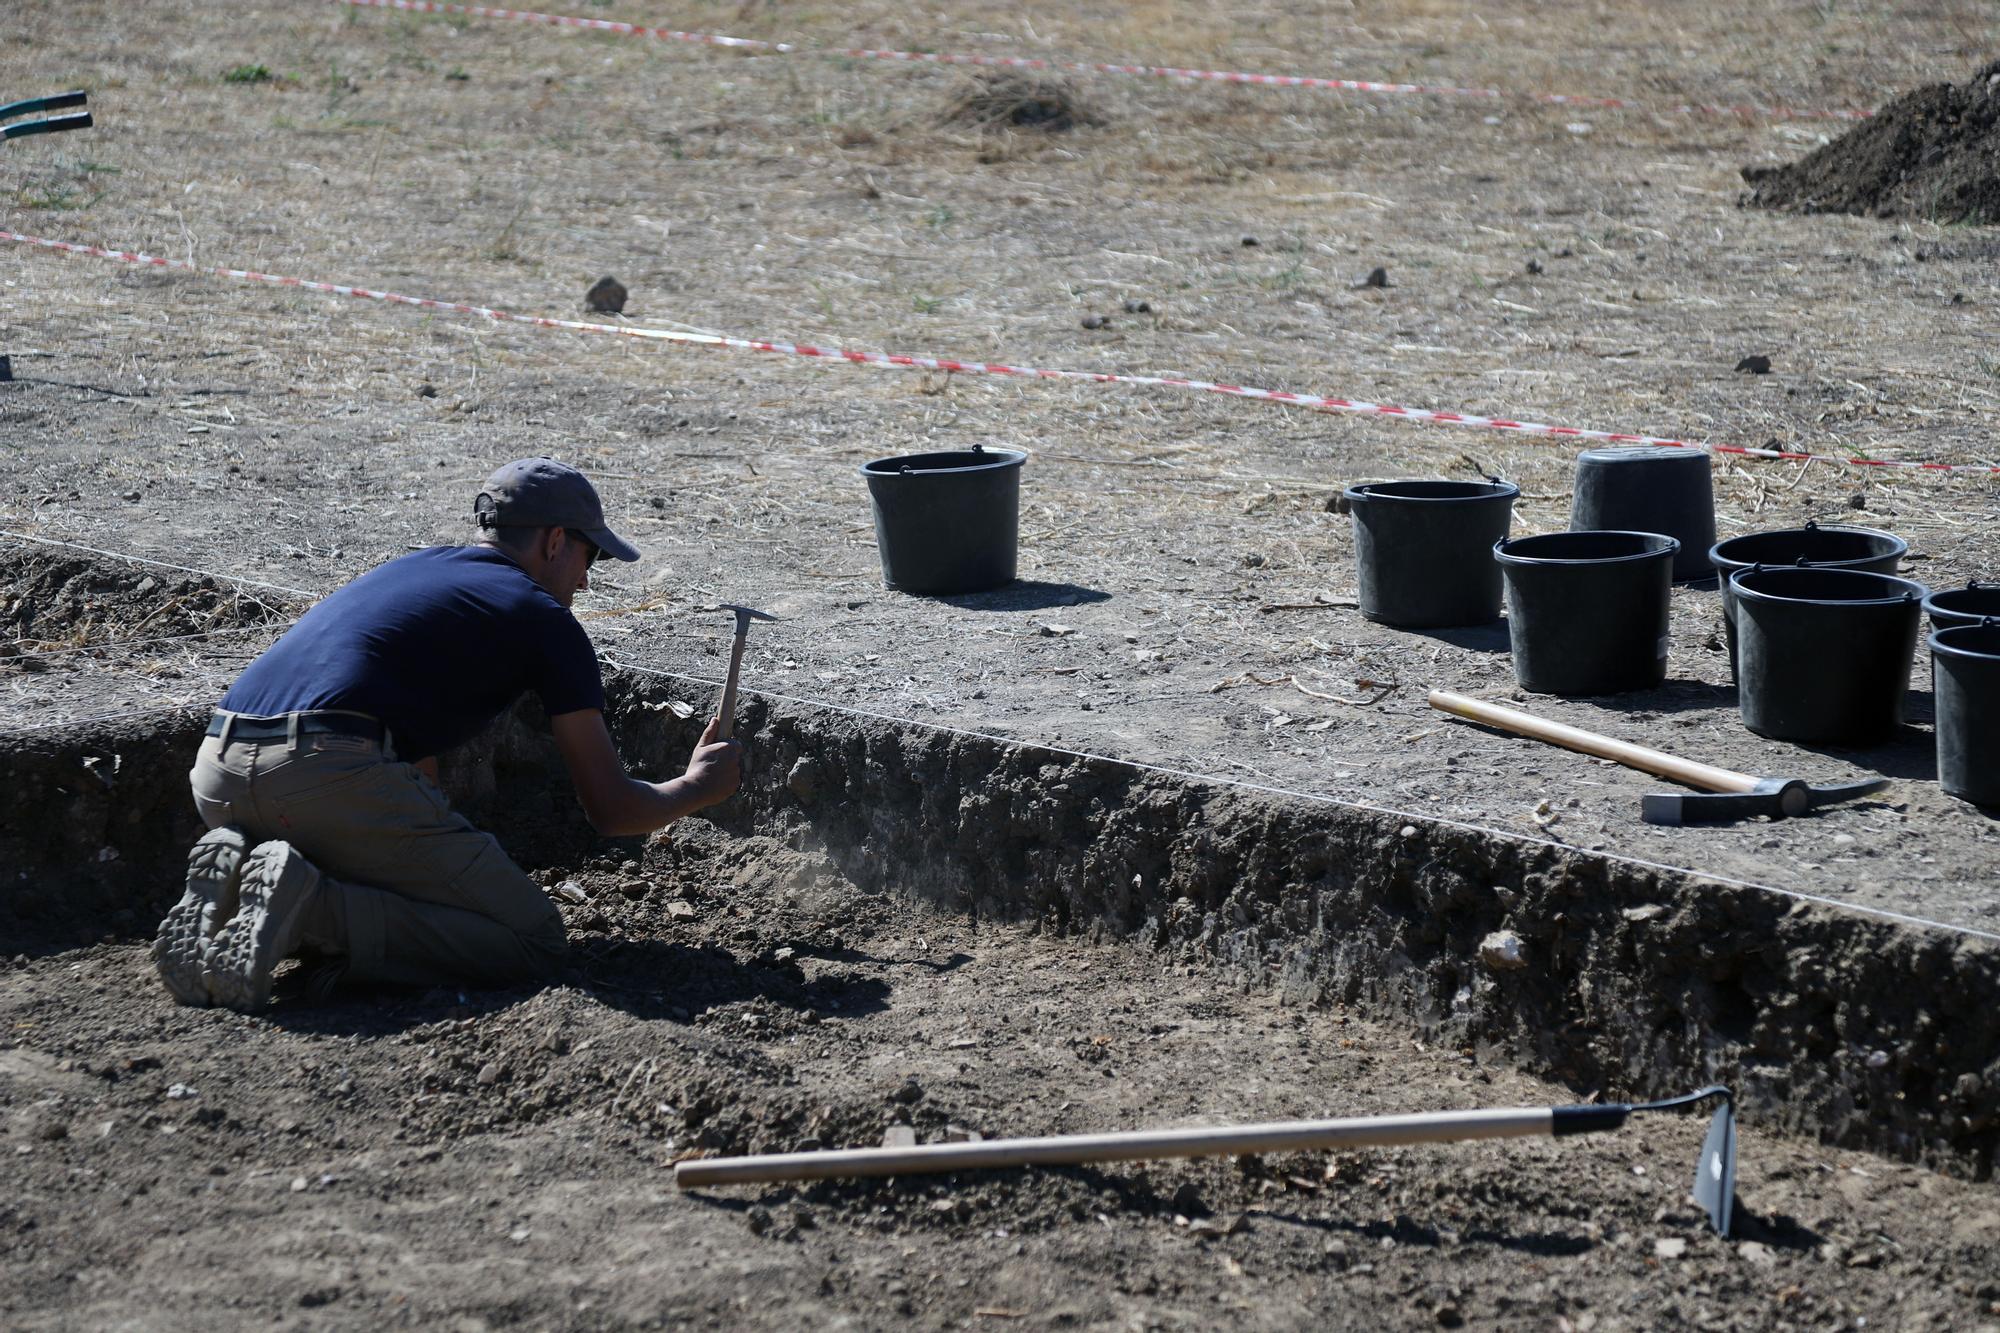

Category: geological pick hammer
[1428, 691, 1889, 826]
[714, 604, 779, 740]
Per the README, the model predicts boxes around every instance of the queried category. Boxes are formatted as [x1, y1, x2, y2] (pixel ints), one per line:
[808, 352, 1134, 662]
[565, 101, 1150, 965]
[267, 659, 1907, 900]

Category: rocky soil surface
[6, 821, 2000, 1330]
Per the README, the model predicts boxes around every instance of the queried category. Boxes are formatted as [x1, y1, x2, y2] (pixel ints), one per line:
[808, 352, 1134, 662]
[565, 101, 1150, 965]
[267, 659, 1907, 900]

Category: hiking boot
[203, 840, 324, 1012]
[151, 826, 249, 1006]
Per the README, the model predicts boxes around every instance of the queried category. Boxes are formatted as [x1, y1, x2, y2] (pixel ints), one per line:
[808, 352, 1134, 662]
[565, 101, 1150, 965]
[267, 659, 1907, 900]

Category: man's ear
[540, 525, 565, 562]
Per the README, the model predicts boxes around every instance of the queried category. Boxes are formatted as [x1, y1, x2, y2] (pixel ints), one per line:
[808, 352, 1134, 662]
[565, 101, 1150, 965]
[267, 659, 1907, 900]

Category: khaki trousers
[188, 729, 568, 990]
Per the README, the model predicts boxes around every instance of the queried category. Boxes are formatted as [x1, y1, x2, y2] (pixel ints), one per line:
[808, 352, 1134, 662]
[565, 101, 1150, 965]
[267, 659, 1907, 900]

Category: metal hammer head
[1641, 776, 1890, 826]
[718, 603, 780, 634]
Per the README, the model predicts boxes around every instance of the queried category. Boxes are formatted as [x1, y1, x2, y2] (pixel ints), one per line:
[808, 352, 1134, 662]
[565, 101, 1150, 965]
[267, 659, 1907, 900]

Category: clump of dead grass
[941, 72, 1092, 133]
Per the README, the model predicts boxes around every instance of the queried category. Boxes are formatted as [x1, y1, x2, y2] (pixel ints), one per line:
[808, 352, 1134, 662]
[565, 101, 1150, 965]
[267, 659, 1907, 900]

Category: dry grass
[941, 72, 1090, 132]
[2, 0, 1998, 718]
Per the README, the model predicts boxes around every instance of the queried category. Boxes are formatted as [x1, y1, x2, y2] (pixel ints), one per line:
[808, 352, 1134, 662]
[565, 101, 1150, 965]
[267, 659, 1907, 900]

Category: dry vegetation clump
[1743, 59, 2000, 224]
[941, 71, 1092, 132]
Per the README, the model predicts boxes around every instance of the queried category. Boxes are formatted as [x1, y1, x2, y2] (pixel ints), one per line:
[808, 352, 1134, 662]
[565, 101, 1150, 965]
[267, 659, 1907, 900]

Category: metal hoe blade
[1692, 1099, 1739, 1240]
[1621, 1085, 1735, 1237]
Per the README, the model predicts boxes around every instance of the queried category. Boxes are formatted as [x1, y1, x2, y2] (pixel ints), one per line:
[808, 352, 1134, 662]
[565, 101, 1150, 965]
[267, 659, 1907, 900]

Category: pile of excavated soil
[0, 550, 302, 658]
[1744, 62, 2000, 223]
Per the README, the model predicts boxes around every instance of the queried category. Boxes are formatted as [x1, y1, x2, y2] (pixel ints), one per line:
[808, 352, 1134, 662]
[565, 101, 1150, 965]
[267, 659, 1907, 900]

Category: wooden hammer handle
[716, 630, 748, 741]
[1428, 690, 1760, 795]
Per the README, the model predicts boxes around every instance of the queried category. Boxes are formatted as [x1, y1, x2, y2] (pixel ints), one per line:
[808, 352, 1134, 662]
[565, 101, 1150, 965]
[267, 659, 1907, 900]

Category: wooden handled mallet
[1428, 690, 1888, 825]
[714, 603, 779, 740]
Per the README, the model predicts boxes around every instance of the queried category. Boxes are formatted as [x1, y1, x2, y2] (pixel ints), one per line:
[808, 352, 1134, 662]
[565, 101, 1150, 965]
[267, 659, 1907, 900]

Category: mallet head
[717, 603, 780, 637]
[1641, 776, 1889, 826]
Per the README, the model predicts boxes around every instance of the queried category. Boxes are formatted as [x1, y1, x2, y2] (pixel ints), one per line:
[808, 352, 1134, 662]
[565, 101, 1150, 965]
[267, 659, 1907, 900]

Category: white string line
[600, 653, 2000, 945]
[10, 229, 1998, 475]
[340, 0, 1874, 123]
[2, 621, 300, 663]
[0, 531, 322, 599]
[6, 531, 1990, 944]
[0, 700, 207, 736]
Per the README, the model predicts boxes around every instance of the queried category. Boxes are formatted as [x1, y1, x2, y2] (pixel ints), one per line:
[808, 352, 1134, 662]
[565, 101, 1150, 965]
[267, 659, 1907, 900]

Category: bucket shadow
[1792, 728, 1938, 783]
[1406, 620, 1509, 653]
[929, 580, 1111, 612]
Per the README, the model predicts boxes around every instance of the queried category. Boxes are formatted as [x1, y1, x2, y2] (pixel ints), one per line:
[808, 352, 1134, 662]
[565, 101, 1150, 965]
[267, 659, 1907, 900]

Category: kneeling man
[154, 458, 740, 1009]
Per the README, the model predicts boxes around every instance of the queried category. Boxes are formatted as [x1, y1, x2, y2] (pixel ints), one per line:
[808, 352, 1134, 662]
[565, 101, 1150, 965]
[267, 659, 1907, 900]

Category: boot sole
[152, 827, 249, 1007]
[204, 841, 320, 1012]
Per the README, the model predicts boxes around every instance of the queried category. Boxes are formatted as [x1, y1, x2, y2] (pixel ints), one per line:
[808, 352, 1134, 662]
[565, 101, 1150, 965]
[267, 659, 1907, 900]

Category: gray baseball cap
[474, 457, 640, 562]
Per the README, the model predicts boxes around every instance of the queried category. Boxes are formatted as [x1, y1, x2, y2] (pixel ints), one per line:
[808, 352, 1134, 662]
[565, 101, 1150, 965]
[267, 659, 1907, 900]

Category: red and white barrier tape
[340, 0, 1871, 123]
[5, 230, 1992, 474]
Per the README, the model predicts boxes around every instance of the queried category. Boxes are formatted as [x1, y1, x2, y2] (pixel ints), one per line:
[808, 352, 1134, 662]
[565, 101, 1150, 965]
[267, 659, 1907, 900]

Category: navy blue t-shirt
[221, 545, 604, 760]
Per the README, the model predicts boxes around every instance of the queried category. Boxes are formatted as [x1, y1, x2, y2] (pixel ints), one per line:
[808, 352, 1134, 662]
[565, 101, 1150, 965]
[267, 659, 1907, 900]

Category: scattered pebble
[1735, 354, 1773, 374]
[584, 276, 627, 314]
[166, 1083, 197, 1100]
[1080, 314, 1109, 330]
[1654, 1236, 1687, 1259]
[1121, 297, 1151, 313]
[1479, 931, 1527, 972]
[1358, 266, 1389, 289]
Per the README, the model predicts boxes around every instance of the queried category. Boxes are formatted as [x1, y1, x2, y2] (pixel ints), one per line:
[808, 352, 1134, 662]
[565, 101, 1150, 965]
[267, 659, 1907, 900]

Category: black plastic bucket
[861, 446, 1026, 594]
[1924, 581, 2000, 634]
[1344, 479, 1519, 628]
[1709, 520, 1907, 679]
[1931, 620, 2000, 807]
[1731, 566, 1929, 745]
[1569, 444, 1715, 583]
[1494, 530, 1678, 695]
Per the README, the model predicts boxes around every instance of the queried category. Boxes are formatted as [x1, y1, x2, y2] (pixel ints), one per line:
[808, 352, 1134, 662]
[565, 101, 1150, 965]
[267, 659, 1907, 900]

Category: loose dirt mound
[1743, 62, 2000, 223]
[0, 549, 302, 660]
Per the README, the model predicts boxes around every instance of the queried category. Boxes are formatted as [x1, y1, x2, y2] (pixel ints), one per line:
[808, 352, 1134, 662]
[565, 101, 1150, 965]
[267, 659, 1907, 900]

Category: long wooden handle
[1428, 690, 1758, 795]
[715, 630, 748, 741]
[675, 1107, 1553, 1187]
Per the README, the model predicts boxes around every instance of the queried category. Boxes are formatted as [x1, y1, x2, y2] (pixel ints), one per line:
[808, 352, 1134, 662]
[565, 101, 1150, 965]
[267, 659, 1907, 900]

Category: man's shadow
[266, 938, 890, 1036]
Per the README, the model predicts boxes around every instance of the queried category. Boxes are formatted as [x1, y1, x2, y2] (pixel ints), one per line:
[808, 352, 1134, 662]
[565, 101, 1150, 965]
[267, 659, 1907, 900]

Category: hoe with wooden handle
[675, 1087, 1739, 1237]
[1428, 690, 1888, 825]
[714, 604, 779, 740]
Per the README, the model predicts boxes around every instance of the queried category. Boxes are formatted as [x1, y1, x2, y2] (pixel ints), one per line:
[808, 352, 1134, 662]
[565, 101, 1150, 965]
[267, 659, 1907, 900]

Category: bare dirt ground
[4, 0, 1999, 923]
[6, 821, 2000, 1330]
[4, 0, 2000, 1325]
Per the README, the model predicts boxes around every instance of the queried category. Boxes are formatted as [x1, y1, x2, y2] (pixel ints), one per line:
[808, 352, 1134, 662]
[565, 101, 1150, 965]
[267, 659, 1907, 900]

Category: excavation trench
[2, 548, 1995, 1179]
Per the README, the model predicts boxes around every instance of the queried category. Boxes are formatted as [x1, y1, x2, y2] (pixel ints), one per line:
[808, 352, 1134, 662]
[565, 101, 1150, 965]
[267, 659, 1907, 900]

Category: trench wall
[604, 679, 1999, 1179]
[2, 669, 1993, 1177]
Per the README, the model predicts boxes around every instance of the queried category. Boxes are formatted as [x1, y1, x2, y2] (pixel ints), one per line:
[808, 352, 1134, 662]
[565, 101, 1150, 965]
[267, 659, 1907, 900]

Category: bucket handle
[900, 442, 987, 475]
